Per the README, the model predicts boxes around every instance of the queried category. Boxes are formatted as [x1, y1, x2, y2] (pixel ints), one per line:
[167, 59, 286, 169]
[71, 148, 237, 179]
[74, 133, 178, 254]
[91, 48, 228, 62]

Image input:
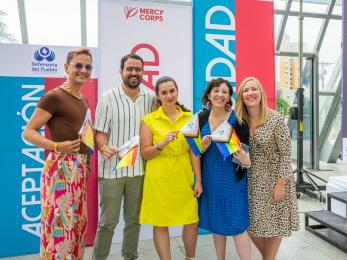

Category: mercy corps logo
[124, 5, 164, 22]
[31, 46, 58, 74]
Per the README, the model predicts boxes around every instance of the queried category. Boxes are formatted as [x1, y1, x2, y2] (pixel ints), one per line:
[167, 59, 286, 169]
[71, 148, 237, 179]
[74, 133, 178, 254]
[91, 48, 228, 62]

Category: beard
[122, 75, 142, 89]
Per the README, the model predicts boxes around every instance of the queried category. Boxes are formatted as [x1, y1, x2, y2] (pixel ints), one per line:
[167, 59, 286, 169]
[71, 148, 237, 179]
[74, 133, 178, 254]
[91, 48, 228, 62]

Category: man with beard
[92, 54, 156, 260]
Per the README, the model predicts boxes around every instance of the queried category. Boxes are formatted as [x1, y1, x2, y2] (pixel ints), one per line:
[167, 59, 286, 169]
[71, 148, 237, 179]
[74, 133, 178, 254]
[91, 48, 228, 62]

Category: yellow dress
[140, 106, 199, 226]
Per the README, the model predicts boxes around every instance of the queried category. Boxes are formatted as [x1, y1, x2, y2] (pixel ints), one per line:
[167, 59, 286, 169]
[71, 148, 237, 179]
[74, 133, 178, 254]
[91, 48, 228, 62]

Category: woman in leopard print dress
[235, 77, 299, 260]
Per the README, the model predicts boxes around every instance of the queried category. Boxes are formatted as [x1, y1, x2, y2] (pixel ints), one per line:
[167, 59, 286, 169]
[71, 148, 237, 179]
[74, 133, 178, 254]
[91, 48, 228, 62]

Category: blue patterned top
[198, 111, 250, 236]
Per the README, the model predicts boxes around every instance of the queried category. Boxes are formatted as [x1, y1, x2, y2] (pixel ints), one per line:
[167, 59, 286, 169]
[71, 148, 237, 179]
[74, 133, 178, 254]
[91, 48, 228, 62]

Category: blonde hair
[235, 76, 269, 126]
[66, 47, 92, 64]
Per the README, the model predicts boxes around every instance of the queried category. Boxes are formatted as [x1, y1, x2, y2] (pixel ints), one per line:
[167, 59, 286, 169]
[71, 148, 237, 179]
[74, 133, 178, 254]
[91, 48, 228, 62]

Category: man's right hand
[101, 145, 118, 160]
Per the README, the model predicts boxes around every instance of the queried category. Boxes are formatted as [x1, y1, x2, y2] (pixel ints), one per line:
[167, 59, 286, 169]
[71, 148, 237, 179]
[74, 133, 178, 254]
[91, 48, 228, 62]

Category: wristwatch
[155, 144, 162, 152]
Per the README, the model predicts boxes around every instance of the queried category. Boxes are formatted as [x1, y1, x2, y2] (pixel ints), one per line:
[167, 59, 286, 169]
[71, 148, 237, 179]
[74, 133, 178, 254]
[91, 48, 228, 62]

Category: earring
[206, 100, 212, 109]
[225, 103, 231, 112]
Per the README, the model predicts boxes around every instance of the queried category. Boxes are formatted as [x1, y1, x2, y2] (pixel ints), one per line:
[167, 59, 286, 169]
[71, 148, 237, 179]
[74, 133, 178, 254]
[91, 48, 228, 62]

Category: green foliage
[276, 96, 290, 117]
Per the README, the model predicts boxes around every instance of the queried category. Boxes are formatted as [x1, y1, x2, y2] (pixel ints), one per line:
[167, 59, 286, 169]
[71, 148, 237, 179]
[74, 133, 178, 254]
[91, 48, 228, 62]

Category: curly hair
[201, 78, 233, 107]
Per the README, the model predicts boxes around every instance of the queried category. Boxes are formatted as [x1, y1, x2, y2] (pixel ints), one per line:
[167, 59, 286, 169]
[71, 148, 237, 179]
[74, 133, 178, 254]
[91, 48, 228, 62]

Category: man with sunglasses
[69, 62, 93, 72]
[24, 48, 94, 259]
[93, 54, 156, 260]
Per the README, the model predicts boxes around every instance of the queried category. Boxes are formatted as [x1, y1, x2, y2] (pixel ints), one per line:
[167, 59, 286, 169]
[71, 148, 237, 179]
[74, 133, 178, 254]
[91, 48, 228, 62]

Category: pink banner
[235, 0, 275, 109]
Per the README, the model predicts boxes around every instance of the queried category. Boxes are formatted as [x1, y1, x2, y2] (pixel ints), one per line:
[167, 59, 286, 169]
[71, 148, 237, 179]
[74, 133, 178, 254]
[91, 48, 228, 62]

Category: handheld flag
[181, 114, 203, 156]
[114, 145, 138, 170]
[117, 135, 139, 157]
[79, 109, 94, 155]
[211, 120, 241, 160]
[113, 135, 140, 171]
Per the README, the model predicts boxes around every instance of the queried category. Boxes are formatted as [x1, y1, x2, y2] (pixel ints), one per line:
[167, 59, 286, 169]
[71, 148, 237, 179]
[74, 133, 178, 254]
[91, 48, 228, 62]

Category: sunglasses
[70, 63, 93, 72]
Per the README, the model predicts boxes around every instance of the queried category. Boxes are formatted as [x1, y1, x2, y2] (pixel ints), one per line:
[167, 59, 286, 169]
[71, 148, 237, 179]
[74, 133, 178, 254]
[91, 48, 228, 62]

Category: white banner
[0, 43, 98, 78]
[99, 0, 192, 108]
[99, 0, 192, 242]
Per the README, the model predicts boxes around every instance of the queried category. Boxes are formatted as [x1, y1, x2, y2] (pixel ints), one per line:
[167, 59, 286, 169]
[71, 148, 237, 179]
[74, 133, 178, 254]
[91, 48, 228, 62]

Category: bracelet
[53, 142, 59, 152]
[100, 144, 106, 153]
[155, 144, 162, 152]
[242, 164, 250, 170]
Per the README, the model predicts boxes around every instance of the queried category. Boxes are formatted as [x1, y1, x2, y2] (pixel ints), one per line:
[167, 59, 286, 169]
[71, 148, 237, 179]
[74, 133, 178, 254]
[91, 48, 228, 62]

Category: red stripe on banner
[235, 0, 275, 109]
[44, 78, 98, 246]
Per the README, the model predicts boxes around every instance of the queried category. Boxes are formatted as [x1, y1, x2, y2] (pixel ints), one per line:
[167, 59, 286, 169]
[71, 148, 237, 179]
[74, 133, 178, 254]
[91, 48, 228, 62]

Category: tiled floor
[4, 161, 347, 260]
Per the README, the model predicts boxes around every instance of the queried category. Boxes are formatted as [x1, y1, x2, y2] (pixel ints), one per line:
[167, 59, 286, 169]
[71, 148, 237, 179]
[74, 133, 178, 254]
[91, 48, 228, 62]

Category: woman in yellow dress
[140, 76, 202, 260]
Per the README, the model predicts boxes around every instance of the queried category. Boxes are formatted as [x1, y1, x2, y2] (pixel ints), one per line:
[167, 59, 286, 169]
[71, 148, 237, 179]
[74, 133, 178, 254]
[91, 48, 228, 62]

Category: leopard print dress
[248, 110, 300, 237]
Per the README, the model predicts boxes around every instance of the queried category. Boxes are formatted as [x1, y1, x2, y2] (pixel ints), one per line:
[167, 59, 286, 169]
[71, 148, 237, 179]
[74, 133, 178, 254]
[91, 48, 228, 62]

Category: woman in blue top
[198, 78, 251, 260]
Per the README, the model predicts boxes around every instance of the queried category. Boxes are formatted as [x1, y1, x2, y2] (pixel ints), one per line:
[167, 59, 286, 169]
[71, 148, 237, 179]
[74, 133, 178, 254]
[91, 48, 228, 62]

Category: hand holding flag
[211, 120, 242, 160]
[181, 114, 203, 156]
[78, 108, 94, 155]
[100, 145, 118, 160]
[114, 146, 138, 170]
[113, 135, 139, 171]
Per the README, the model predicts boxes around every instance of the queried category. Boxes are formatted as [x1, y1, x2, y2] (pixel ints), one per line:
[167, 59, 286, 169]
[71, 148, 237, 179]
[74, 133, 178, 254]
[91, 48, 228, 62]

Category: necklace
[61, 82, 82, 100]
[209, 111, 230, 132]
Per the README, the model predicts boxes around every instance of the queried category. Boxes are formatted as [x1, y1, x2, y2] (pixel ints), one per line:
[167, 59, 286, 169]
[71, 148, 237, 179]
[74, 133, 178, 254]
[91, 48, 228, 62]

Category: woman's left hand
[233, 148, 251, 167]
[194, 181, 203, 198]
[273, 184, 285, 203]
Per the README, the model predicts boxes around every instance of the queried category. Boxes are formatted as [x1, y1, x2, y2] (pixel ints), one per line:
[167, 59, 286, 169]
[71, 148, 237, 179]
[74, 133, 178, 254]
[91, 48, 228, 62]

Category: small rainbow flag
[211, 120, 241, 160]
[185, 137, 203, 156]
[181, 114, 203, 156]
[81, 121, 95, 155]
[114, 145, 138, 170]
[79, 109, 94, 155]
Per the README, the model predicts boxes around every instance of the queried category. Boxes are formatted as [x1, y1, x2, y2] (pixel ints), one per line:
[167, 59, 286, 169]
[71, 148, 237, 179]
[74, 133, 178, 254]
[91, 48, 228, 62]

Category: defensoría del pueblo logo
[34, 47, 55, 62]
[32, 47, 58, 74]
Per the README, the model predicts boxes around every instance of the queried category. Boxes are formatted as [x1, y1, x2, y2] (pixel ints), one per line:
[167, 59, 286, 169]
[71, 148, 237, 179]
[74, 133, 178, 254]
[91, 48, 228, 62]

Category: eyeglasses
[70, 63, 93, 72]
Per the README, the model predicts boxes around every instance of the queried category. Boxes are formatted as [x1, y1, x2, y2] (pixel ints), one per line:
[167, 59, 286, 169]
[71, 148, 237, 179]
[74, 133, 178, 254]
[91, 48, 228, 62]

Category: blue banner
[193, 0, 236, 112]
[0, 76, 44, 257]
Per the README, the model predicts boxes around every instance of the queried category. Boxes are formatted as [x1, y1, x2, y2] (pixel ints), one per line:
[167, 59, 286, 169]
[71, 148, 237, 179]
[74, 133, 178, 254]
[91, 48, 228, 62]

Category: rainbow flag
[118, 135, 139, 158]
[114, 145, 138, 170]
[211, 120, 241, 160]
[79, 109, 94, 155]
[80, 121, 95, 155]
[181, 114, 203, 156]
